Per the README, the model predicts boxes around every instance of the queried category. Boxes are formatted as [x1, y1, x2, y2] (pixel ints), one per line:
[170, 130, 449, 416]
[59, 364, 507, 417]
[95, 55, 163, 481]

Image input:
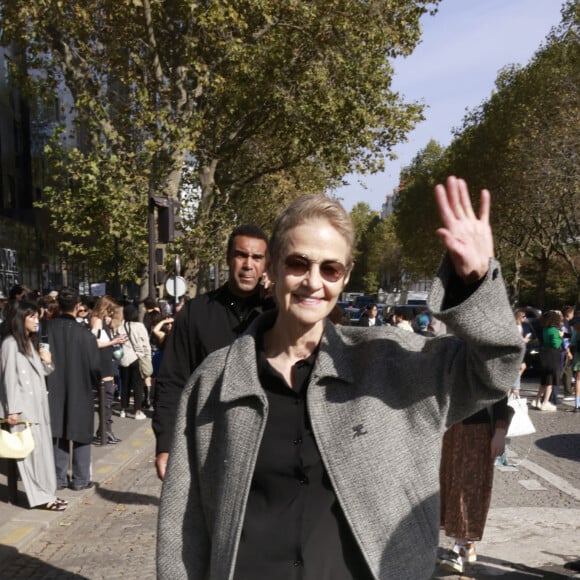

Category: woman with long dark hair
[0, 300, 67, 511]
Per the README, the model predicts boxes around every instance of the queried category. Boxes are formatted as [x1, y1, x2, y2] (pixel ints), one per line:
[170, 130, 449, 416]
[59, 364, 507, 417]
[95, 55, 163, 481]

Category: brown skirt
[439, 421, 494, 541]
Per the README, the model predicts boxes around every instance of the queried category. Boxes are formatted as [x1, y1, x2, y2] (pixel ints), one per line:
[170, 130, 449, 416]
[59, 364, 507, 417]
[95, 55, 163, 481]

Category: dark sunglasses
[284, 254, 348, 283]
[78, 308, 88, 313]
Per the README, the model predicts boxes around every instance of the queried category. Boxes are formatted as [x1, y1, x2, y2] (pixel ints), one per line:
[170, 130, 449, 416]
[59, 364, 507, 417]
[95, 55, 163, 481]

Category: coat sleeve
[428, 256, 525, 428]
[153, 302, 197, 455]
[0, 338, 24, 417]
[137, 323, 152, 359]
[83, 331, 102, 386]
[157, 377, 210, 579]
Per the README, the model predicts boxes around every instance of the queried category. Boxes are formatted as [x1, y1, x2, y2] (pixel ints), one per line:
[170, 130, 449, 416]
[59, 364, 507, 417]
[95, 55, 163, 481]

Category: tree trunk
[534, 254, 550, 308]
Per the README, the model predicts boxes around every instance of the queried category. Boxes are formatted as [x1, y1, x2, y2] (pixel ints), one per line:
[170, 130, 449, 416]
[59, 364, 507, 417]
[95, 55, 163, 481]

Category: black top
[152, 283, 266, 454]
[233, 335, 373, 580]
[96, 324, 115, 377]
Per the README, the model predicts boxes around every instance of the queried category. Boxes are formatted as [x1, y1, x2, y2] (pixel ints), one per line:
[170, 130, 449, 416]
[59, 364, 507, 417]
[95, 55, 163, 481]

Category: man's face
[369, 306, 378, 319]
[228, 235, 267, 298]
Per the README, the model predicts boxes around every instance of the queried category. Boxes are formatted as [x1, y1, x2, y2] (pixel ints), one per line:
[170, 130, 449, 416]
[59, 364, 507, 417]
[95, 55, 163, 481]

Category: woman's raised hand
[434, 176, 494, 284]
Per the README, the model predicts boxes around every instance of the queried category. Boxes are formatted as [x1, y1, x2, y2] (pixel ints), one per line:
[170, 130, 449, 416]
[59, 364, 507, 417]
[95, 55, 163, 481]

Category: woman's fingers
[478, 189, 491, 223]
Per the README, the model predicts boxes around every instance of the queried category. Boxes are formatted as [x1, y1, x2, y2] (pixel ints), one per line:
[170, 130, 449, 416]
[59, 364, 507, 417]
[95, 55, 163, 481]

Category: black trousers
[53, 438, 91, 488]
[96, 379, 115, 435]
[120, 360, 144, 411]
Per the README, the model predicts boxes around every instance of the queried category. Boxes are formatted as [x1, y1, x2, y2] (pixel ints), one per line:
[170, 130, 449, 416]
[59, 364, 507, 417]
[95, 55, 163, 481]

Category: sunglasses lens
[284, 255, 346, 282]
[284, 255, 310, 276]
[320, 261, 345, 282]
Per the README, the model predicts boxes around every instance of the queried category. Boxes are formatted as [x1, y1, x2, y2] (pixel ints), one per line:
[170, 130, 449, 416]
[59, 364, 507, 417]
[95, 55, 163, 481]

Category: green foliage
[1, 0, 439, 288]
[394, 139, 448, 277]
[37, 132, 149, 282]
[362, 272, 379, 295]
[394, 2, 579, 306]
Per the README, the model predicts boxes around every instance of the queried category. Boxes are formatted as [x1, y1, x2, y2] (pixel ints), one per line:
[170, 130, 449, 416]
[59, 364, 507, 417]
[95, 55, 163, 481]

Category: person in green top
[532, 310, 563, 411]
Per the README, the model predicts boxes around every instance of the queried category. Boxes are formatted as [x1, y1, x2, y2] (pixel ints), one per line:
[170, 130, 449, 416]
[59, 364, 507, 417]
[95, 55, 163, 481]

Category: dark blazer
[47, 315, 101, 443]
[152, 284, 264, 454]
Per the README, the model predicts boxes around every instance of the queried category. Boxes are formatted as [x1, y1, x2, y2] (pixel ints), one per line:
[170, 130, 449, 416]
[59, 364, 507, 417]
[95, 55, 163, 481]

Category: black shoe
[69, 481, 94, 491]
[142, 399, 151, 410]
[94, 433, 122, 445]
[564, 560, 580, 572]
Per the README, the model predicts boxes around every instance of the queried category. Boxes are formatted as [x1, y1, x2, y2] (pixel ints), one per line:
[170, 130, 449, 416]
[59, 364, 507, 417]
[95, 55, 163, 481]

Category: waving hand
[434, 176, 494, 284]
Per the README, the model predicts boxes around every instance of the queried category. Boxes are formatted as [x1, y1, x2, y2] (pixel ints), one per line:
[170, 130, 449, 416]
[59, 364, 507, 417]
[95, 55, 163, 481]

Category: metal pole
[174, 255, 181, 310]
[148, 194, 156, 299]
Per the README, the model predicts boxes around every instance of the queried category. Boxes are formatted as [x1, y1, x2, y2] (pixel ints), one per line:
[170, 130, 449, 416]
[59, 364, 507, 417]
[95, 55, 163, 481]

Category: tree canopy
[393, 1, 579, 306]
[1, 0, 440, 291]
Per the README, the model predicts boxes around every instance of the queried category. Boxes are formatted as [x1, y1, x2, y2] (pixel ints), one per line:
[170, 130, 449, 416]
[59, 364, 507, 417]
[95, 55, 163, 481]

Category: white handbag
[0, 420, 35, 459]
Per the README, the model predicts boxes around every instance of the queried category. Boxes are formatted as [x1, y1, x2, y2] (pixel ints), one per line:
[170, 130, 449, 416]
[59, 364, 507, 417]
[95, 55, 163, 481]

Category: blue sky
[334, 0, 566, 212]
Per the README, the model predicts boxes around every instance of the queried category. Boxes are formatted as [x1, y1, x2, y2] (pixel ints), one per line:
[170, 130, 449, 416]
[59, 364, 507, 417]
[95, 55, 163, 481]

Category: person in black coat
[47, 287, 101, 490]
[152, 224, 269, 479]
[358, 303, 380, 327]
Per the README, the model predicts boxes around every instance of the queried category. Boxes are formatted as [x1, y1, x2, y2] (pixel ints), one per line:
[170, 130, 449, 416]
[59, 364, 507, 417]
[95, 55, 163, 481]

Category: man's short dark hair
[9, 284, 25, 299]
[226, 225, 268, 260]
[143, 296, 157, 310]
[58, 287, 80, 313]
[124, 304, 140, 323]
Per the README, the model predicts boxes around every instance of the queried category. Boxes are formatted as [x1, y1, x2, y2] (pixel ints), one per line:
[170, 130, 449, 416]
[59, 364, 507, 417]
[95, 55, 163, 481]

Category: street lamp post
[148, 193, 156, 300]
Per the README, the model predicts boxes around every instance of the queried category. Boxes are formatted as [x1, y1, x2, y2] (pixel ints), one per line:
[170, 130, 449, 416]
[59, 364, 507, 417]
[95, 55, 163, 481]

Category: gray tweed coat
[157, 258, 524, 580]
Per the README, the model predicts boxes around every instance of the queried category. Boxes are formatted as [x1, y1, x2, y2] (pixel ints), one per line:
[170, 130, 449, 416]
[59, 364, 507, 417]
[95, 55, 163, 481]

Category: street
[0, 377, 578, 579]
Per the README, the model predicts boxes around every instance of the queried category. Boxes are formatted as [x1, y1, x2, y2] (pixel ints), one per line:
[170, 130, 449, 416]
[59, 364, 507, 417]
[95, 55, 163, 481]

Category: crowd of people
[0, 284, 175, 510]
[0, 176, 576, 578]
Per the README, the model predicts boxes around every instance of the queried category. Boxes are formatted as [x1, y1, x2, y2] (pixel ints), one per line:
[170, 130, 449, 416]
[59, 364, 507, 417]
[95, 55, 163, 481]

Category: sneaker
[119, 410, 126, 418]
[134, 410, 147, 420]
[438, 551, 463, 574]
[457, 542, 477, 563]
[563, 396, 575, 401]
[541, 402, 557, 412]
[530, 400, 539, 409]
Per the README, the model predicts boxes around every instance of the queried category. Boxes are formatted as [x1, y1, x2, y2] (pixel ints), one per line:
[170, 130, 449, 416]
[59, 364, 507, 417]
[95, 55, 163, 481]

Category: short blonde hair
[268, 195, 355, 270]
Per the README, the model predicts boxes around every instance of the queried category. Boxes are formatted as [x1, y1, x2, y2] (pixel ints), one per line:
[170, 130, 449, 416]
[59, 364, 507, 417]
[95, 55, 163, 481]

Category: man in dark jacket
[47, 287, 101, 490]
[152, 224, 268, 479]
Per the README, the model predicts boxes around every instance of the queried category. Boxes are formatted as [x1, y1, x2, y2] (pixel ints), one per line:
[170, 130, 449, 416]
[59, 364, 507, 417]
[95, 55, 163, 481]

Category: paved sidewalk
[433, 391, 580, 579]
[0, 410, 155, 565]
[0, 397, 578, 579]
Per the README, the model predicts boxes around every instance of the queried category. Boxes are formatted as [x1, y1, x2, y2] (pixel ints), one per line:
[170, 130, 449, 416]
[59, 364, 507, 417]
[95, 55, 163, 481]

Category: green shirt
[543, 326, 562, 349]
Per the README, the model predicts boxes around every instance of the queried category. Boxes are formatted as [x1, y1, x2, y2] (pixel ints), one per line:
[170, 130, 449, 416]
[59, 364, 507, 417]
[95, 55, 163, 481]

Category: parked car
[352, 295, 378, 310]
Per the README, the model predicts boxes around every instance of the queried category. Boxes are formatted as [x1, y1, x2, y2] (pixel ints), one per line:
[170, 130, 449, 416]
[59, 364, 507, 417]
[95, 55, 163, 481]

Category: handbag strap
[124, 322, 141, 360]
